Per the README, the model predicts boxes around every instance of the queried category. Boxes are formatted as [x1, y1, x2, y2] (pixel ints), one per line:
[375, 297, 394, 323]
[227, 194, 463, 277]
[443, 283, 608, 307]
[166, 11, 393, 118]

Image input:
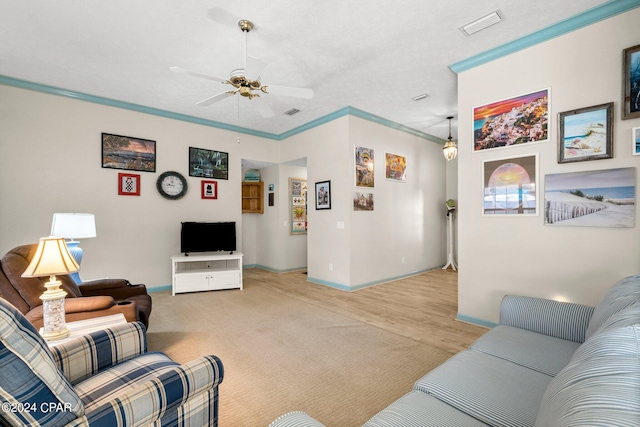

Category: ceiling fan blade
[263, 85, 314, 99]
[170, 66, 227, 83]
[253, 96, 275, 118]
[244, 56, 267, 81]
[197, 91, 235, 106]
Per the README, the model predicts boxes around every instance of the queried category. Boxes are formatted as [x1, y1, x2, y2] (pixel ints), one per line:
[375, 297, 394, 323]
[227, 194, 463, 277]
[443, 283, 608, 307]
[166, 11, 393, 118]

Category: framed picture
[118, 173, 140, 196]
[558, 102, 613, 163]
[189, 147, 228, 180]
[623, 44, 640, 120]
[355, 146, 375, 187]
[482, 153, 538, 216]
[385, 153, 407, 182]
[201, 180, 217, 199]
[353, 192, 374, 211]
[633, 127, 640, 156]
[473, 88, 549, 152]
[315, 181, 331, 210]
[545, 168, 635, 228]
[289, 178, 307, 234]
[102, 133, 156, 172]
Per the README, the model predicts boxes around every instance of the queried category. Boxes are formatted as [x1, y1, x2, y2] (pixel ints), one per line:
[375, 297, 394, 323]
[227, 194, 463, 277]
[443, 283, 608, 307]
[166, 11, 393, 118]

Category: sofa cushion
[0, 298, 84, 427]
[585, 275, 640, 340]
[592, 302, 640, 336]
[535, 324, 640, 426]
[268, 411, 328, 427]
[364, 390, 489, 427]
[470, 325, 581, 376]
[413, 350, 553, 427]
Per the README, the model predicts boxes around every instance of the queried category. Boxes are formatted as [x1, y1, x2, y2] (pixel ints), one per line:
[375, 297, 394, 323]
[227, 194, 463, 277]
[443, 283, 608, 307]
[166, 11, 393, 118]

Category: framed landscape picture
[102, 133, 156, 172]
[544, 168, 635, 227]
[473, 89, 549, 152]
[623, 44, 640, 120]
[482, 153, 538, 216]
[558, 103, 613, 163]
[633, 127, 640, 156]
[189, 147, 228, 180]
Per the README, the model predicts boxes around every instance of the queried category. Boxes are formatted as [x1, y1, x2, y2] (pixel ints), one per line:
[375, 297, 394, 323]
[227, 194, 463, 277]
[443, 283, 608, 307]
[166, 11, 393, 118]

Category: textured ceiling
[0, 0, 610, 141]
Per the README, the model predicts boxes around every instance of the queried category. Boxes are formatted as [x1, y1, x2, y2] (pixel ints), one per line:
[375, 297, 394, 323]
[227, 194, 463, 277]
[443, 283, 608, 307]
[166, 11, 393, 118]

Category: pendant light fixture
[443, 116, 458, 161]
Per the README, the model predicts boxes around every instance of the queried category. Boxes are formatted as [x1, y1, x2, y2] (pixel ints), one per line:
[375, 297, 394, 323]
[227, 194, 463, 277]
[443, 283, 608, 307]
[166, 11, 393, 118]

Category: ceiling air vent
[460, 10, 504, 36]
[284, 108, 301, 116]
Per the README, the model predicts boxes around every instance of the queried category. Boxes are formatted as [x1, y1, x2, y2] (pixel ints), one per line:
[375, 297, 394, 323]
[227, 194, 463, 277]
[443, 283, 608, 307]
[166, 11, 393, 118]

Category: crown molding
[0, 76, 441, 143]
[450, 0, 640, 74]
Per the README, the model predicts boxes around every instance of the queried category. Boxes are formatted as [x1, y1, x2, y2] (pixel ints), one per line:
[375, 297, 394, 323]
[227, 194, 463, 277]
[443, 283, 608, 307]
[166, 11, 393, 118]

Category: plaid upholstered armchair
[0, 298, 224, 426]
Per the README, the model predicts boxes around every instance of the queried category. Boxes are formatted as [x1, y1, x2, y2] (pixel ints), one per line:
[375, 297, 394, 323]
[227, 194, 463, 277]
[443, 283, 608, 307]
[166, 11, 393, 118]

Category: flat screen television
[180, 221, 236, 255]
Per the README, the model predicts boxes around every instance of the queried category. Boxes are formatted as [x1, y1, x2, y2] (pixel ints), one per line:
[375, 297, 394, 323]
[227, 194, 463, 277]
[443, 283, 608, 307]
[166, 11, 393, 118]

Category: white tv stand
[171, 252, 243, 295]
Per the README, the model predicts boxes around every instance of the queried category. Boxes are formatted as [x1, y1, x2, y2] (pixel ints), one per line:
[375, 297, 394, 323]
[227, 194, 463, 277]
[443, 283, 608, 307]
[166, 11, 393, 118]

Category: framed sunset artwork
[473, 89, 549, 152]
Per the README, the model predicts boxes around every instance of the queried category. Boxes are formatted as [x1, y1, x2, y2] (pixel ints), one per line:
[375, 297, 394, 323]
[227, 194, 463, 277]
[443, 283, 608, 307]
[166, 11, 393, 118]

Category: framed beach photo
[633, 127, 640, 156]
[473, 89, 549, 152]
[315, 180, 331, 210]
[558, 103, 613, 164]
[622, 44, 640, 120]
[102, 133, 156, 172]
[482, 154, 538, 216]
[189, 147, 228, 180]
[545, 168, 635, 228]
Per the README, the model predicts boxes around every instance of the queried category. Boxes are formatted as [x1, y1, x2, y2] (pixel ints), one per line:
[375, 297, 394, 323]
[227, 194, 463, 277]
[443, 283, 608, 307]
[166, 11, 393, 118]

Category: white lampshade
[51, 213, 96, 240]
[22, 236, 79, 278]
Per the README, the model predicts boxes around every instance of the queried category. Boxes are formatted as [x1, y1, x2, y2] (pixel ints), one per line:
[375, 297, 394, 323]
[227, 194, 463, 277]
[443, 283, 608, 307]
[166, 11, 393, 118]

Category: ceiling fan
[170, 20, 313, 118]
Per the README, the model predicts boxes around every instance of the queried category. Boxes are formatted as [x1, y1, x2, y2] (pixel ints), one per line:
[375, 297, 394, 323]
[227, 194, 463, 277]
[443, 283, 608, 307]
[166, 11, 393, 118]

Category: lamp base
[40, 276, 70, 341]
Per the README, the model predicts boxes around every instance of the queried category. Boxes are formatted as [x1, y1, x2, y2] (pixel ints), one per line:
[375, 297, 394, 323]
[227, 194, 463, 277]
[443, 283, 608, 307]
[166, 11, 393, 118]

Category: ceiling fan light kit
[171, 18, 313, 119]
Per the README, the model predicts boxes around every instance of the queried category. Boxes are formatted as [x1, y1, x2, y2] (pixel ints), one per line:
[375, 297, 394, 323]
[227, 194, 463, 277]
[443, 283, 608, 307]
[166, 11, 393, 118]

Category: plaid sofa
[0, 297, 223, 426]
[269, 275, 640, 426]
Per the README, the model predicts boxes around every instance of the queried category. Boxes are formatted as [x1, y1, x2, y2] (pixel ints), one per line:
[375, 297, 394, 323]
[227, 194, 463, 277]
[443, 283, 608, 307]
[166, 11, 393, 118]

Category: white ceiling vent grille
[284, 108, 301, 116]
[460, 10, 504, 36]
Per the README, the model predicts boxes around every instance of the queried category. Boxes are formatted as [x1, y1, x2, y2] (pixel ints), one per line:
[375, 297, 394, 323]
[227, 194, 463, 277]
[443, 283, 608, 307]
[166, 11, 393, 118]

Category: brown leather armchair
[0, 244, 151, 329]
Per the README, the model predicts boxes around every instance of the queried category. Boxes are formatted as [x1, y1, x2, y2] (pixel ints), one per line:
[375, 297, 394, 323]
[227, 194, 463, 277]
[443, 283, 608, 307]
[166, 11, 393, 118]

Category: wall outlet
[329, 263, 333, 271]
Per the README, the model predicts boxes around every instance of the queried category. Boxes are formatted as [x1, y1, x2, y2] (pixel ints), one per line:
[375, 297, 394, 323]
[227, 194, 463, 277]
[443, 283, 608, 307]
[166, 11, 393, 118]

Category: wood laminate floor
[245, 267, 488, 356]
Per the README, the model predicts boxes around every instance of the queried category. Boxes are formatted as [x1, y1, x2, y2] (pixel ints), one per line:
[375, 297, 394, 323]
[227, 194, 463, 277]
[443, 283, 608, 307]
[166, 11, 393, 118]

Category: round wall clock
[156, 171, 188, 200]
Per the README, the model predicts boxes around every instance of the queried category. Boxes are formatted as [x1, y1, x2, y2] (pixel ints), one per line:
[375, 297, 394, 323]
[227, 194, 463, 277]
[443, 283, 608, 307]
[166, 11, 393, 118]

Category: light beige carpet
[147, 273, 452, 427]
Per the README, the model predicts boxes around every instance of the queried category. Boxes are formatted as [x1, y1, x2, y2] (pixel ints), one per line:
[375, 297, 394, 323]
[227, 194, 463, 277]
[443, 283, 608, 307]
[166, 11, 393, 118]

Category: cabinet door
[208, 271, 241, 290]
[174, 273, 210, 293]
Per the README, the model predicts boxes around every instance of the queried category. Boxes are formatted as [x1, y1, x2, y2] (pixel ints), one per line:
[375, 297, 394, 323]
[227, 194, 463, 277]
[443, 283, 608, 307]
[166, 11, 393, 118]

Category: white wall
[1, 85, 447, 292]
[0, 85, 279, 288]
[457, 9, 640, 324]
[281, 115, 446, 289]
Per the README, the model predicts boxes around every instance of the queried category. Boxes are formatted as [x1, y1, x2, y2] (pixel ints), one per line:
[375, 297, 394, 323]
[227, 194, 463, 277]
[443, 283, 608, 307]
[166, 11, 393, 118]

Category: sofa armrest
[79, 279, 148, 299]
[64, 295, 115, 313]
[268, 411, 327, 427]
[50, 322, 147, 384]
[500, 295, 594, 343]
[80, 355, 224, 426]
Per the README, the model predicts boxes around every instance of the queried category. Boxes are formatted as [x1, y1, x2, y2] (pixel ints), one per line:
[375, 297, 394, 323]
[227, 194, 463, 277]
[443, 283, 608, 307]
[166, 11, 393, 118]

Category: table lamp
[50, 213, 96, 283]
[22, 236, 79, 340]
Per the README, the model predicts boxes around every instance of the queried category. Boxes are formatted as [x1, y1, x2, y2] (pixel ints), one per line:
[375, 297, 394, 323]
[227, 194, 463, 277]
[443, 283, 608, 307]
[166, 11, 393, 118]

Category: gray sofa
[268, 275, 640, 426]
